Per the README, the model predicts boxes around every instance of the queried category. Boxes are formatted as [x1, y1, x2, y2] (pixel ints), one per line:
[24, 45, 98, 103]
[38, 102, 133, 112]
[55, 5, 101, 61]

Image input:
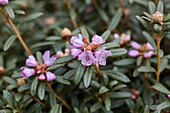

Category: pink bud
[65, 49, 70, 54]
[39, 74, 46, 80]
[168, 95, 170, 99]
[56, 51, 63, 58]
[152, 11, 163, 23]
[0, 0, 8, 5]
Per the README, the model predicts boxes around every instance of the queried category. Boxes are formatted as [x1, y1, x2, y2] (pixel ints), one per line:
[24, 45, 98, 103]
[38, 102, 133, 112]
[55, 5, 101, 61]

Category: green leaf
[144, 105, 150, 113]
[108, 80, 118, 89]
[109, 92, 131, 98]
[157, 1, 164, 13]
[137, 66, 156, 72]
[97, 8, 109, 23]
[30, 77, 39, 96]
[90, 102, 102, 112]
[99, 86, 109, 94]
[83, 66, 93, 88]
[48, 64, 65, 71]
[2, 77, 17, 85]
[15, 93, 24, 102]
[125, 99, 135, 111]
[18, 84, 30, 92]
[3, 90, 14, 108]
[160, 58, 168, 72]
[69, 8, 77, 20]
[106, 72, 130, 83]
[101, 30, 111, 41]
[158, 49, 164, 58]
[164, 13, 170, 21]
[99, 42, 120, 49]
[108, 9, 122, 31]
[104, 97, 111, 111]
[36, 51, 43, 65]
[38, 82, 45, 100]
[113, 58, 136, 66]
[74, 108, 80, 113]
[55, 76, 70, 85]
[112, 84, 127, 91]
[15, 10, 25, 15]
[137, 56, 143, 66]
[49, 92, 57, 107]
[80, 27, 89, 40]
[74, 63, 86, 85]
[136, 16, 151, 31]
[21, 12, 43, 23]
[4, 6, 15, 19]
[148, 1, 156, 15]
[50, 104, 59, 113]
[55, 55, 74, 64]
[151, 83, 170, 94]
[27, 103, 40, 113]
[45, 36, 61, 41]
[63, 69, 76, 79]
[31, 42, 56, 49]
[109, 48, 127, 58]
[142, 31, 157, 49]
[156, 101, 170, 110]
[91, 80, 101, 89]
[103, 73, 109, 86]
[4, 35, 17, 51]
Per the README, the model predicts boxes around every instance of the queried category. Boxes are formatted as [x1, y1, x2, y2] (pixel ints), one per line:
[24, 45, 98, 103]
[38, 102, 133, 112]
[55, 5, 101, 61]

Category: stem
[94, 65, 102, 78]
[156, 37, 161, 83]
[0, 7, 32, 55]
[66, 0, 78, 28]
[46, 82, 73, 112]
[143, 72, 153, 92]
[27, 92, 50, 110]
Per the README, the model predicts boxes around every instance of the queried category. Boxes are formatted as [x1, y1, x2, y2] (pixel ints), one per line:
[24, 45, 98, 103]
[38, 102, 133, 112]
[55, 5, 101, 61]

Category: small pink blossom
[56, 51, 63, 58]
[46, 71, 56, 81]
[20, 67, 35, 79]
[92, 35, 105, 45]
[128, 50, 139, 57]
[43, 50, 57, 66]
[71, 48, 82, 58]
[94, 47, 112, 67]
[26, 55, 38, 67]
[0, 0, 8, 5]
[114, 33, 131, 45]
[39, 74, 46, 80]
[78, 51, 95, 66]
[168, 95, 170, 99]
[131, 41, 141, 50]
[70, 34, 84, 49]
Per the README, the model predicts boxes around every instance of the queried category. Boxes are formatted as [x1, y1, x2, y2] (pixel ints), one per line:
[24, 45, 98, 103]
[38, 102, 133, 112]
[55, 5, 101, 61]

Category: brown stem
[156, 37, 161, 83]
[143, 72, 153, 92]
[94, 65, 102, 78]
[66, 0, 78, 28]
[27, 92, 50, 110]
[46, 82, 73, 112]
[0, 7, 32, 55]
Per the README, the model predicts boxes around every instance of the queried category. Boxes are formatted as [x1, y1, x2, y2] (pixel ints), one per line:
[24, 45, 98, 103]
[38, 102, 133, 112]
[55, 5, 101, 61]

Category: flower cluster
[56, 48, 70, 58]
[70, 34, 112, 66]
[152, 11, 163, 24]
[0, 0, 8, 5]
[113, 33, 131, 46]
[128, 41, 154, 58]
[20, 51, 57, 81]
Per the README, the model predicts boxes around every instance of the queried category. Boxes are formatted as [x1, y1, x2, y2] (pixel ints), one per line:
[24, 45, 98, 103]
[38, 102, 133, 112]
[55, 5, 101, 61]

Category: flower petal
[26, 55, 38, 67]
[128, 50, 139, 57]
[21, 68, 35, 79]
[46, 71, 56, 81]
[39, 74, 46, 80]
[146, 42, 154, 51]
[71, 48, 82, 58]
[113, 33, 120, 39]
[92, 35, 105, 45]
[131, 41, 141, 50]
[144, 51, 154, 58]
[43, 51, 57, 66]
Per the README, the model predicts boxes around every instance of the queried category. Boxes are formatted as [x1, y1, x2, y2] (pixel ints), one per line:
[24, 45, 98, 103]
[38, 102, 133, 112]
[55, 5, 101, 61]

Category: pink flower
[152, 11, 163, 23]
[131, 41, 141, 50]
[113, 33, 120, 39]
[26, 55, 38, 67]
[46, 71, 56, 81]
[43, 50, 57, 66]
[56, 51, 63, 58]
[70, 34, 84, 48]
[168, 95, 170, 99]
[128, 42, 154, 58]
[71, 48, 82, 58]
[20, 67, 35, 79]
[0, 0, 8, 5]
[92, 35, 105, 45]
[114, 33, 131, 45]
[39, 74, 46, 80]
[128, 50, 139, 57]
[94, 47, 112, 67]
[78, 51, 95, 66]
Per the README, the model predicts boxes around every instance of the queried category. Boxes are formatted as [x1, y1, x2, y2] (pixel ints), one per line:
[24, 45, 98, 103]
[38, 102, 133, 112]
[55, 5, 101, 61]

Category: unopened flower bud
[61, 27, 72, 38]
[65, 49, 70, 54]
[130, 95, 136, 100]
[56, 51, 63, 58]
[153, 24, 162, 33]
[44, 17, 56, 26]
[152, 11, 163, 23]
[0, 0, 8, 5]
[17, 78, 26, 86]
[0, 66, 5, 73]
[168, 95, 170, 99]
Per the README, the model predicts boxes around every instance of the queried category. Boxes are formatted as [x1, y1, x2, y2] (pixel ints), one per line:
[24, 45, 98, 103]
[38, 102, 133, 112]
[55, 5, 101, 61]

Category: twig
[27, 92, 50, 110]
[94, 65, 102, 78]
[0, 7, 32, 55]
[46, 82, 73, 112]
[66, 0, 78, 28]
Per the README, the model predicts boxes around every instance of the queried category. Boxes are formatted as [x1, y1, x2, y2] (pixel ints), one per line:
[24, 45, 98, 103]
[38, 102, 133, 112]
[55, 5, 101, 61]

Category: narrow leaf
[30, 77, 39, 96]
[101, 30, 111, 41]
[74, 63, 86, 85]
[83, 66, 93, 88]
[4, 35, 17, 51]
